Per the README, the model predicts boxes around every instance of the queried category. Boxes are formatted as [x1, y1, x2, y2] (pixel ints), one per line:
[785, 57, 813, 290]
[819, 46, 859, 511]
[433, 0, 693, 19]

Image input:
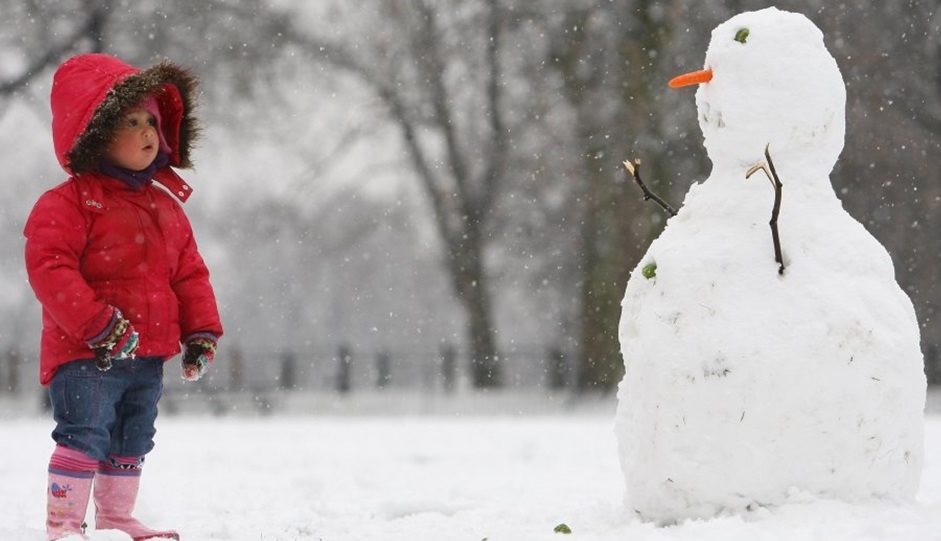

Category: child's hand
[181, 336, 217, 381]
[86, 308, 139, 371]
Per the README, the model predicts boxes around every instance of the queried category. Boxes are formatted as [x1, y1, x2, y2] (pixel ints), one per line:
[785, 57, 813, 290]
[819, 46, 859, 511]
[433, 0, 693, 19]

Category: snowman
[614, 7, 926, 523]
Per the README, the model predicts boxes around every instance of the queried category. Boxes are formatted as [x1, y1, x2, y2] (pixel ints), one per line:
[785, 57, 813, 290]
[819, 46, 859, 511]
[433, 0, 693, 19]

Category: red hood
[50, 53, 199, 201]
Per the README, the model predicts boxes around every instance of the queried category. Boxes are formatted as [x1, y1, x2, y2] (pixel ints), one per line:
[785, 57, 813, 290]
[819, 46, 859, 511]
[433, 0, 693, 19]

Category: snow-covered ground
[2, 390, 940, 541]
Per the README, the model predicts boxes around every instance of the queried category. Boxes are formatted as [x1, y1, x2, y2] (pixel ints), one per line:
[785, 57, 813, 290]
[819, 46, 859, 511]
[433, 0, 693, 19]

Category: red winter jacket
[25, 54, 222, 385]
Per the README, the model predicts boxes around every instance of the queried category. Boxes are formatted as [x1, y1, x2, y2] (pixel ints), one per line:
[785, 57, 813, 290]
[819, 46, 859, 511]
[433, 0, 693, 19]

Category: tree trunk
[447, 225, 501, 388]
[462, 260, 501, 389]
[576, 160, 632, 391]
[552, 2, 677, 391]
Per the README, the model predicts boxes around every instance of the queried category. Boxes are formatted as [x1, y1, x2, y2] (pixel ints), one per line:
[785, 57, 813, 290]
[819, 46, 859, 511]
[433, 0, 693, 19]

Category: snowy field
[2, 390, 941, 541]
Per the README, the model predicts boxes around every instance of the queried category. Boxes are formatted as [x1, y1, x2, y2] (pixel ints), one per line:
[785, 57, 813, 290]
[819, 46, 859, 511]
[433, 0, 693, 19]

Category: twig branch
[623, 159, 677, 217]
[745, 144, 785, 274]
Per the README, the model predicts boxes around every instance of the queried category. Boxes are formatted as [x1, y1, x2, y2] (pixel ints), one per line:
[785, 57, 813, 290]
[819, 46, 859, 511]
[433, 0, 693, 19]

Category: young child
[24, 53, 223, 540]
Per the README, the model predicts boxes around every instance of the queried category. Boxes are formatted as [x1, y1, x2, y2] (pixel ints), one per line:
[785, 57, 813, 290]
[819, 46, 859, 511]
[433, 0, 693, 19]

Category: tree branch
[477, 0, 508, 215]
[0, 7, 107, 96]
[413, 0, 474, 213]
[273, 9, 463, 252]
[623, 158, 678, 217]
[745, 144, 785, 274]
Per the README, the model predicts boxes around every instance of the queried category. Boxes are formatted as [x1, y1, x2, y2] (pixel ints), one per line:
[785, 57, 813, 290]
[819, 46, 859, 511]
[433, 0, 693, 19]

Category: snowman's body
[615, 7, 925, 523]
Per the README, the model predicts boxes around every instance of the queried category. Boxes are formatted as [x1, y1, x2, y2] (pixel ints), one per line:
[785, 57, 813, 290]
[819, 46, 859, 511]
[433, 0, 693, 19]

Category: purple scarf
[99, 152, 170, 190]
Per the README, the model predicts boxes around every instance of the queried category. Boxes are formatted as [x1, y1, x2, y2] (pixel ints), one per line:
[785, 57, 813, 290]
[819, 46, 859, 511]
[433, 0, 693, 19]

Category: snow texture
[2, 395, 941, 541]
[615, 7, 926, 523]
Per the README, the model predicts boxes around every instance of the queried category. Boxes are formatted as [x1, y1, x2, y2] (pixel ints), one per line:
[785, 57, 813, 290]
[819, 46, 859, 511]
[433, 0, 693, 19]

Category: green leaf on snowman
[642, 262, 657, 279]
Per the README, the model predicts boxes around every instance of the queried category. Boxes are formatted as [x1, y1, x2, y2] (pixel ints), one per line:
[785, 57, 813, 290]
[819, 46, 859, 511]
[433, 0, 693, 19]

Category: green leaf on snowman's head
[642, 262, 657, 279]
[734, 27, 750, 44]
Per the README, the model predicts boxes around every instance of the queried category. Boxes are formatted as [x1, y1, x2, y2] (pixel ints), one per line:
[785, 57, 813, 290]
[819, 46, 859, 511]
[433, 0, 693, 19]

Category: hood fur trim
[66, 61, 200, 175]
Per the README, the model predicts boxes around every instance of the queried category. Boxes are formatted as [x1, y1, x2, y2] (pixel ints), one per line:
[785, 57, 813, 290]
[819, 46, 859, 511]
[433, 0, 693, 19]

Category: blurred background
[1, 0, 940, 414]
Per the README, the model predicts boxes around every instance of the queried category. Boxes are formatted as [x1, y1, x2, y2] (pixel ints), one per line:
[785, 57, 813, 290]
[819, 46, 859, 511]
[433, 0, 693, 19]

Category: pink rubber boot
[93, 459, 178, 541]
[47, 446, 96, 540]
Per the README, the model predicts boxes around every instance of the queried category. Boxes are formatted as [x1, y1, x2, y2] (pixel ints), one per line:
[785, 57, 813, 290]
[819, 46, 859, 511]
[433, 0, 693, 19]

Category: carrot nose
[668, 68, 714, 88]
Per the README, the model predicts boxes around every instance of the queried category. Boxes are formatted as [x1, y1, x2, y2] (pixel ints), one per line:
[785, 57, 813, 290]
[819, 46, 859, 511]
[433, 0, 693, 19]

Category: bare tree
[0, 0, 111, 100]
[266, 0, 513, 387]
[537, 1, 709, 390]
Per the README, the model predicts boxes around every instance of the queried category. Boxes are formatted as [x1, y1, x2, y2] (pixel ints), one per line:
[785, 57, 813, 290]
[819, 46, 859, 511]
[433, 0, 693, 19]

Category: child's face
[103, 108, 160, 171]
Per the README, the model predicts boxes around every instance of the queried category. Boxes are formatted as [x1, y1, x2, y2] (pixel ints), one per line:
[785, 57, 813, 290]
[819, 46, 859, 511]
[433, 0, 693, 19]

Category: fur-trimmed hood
[51, 53, 200, 183]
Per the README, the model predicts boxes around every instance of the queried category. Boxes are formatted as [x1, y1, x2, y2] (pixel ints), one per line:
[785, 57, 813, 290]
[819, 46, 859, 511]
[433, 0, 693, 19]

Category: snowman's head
[678, 8, 846, 176]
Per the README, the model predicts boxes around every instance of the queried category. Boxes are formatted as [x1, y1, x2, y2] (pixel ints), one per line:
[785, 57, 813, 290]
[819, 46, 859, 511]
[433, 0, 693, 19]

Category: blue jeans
[48, 357, 165, 462]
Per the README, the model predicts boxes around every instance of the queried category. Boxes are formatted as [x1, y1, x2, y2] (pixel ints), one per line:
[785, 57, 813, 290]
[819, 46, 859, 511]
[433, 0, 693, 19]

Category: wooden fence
[1, 344, 576, 397]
